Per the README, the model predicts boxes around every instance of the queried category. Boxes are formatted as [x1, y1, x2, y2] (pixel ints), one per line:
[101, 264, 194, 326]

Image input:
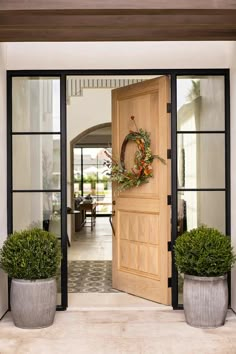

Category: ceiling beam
[1, 25, 236, 42]
[1, 13, 236, 27]
[1, 1, 236, 41]
[1, 0, 236, 11]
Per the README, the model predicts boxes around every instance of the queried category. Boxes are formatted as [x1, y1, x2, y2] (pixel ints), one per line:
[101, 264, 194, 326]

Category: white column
[0, 43, 8, 319]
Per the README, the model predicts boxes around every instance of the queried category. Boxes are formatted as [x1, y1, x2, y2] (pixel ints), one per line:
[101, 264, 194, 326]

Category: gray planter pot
[184, 274, 228, 328]
[11, 277, 57, 329]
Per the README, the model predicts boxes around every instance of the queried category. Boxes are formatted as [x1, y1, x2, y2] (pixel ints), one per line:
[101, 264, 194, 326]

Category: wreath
[104, 116, 165, 191]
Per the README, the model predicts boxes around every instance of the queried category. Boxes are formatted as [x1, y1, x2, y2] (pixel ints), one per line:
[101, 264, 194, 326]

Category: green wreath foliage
[104, 128, 165, 191]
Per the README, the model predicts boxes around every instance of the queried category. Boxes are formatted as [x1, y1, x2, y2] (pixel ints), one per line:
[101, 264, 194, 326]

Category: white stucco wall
[229, 42, 236, 312]
[1, 40, 236, 312]
[67, 89, 111, 204]
[67, 89, 111, 146]
[0, 43, 8, 319]
[6, 42, 231, 70]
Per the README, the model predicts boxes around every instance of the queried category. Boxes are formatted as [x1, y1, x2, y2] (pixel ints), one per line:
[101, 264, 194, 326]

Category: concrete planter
[183, 274, 228, 328]
[11, 278, 57, 329]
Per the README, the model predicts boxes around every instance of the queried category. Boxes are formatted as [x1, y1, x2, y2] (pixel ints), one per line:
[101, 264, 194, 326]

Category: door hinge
[167, 102, 172, 113]
[168, 241, 172, 252]
[167, 149, 171, 159]
[167, 195, 172, 205]
[168, 277, 172, 288]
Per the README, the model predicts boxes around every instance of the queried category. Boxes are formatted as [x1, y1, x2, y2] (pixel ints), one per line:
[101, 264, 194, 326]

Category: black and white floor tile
[68, 260, 118, 293]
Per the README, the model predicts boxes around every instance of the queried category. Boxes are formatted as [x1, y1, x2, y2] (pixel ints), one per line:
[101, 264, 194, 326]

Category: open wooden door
[112, 76, 171, 305]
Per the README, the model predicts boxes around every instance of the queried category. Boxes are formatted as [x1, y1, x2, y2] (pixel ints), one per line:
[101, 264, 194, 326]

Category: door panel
[112, 76, 171, 305]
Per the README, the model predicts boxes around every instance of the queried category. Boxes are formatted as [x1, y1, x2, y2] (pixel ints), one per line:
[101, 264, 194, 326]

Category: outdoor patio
[0, 309, 236, 354]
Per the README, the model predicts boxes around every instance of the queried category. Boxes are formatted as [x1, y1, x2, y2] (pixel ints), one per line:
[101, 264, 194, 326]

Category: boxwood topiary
[174, 226, 236, 277]
[0, 228, 61, 280]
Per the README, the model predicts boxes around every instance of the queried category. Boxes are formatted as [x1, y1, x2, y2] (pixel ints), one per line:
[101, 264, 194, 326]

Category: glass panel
[13, 135, 60, 190]
[177, 134, 225, 189]
[72, 147, 113, 215]
[82, 148, 100, 164]
[177, 191, 225, 304]
[13, 192, 61, 234]
[97, 148, 112, 164]
[177, 76, 225, 131]
[178, 191, 225, 234]
[12, 77, 60, 132]
[74, 147, 81, 164]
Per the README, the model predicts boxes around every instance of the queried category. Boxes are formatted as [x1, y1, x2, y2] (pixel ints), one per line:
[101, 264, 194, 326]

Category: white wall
[67, 89, 111, 149]
[6, 42, 231, 70]
[67, 88, 111, 184]
[0, 43, 8, 319]
[229, 42, 236, 312]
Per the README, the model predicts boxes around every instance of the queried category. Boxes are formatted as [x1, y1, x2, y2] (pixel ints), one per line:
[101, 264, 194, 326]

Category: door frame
[7, 69, 230, 310]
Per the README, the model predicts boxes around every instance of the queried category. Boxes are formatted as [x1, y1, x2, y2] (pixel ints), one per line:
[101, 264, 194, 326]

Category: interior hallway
[68, 217, 112, 261]
[1, 310, 236, 354]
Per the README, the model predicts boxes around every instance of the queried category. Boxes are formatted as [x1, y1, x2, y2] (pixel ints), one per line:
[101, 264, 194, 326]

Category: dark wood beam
[1, 1, 236, 41]
[1, 0, 236, 11]
[1, 13, 236, 27]
[1, 26, 236, 42]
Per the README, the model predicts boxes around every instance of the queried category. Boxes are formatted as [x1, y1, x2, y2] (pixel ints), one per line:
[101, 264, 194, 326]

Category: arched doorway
[70, 123, 112, 215]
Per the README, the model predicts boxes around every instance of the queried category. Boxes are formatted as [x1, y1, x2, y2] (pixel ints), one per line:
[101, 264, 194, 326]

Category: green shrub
[0, 228, 61, 280]
[174, 226, 236, 277]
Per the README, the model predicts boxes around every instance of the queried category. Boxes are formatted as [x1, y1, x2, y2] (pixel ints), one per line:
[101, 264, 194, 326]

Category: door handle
[109, 211, 116, 236]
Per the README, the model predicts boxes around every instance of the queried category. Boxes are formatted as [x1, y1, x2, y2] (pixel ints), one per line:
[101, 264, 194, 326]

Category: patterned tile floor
[68, 260, 118, 293]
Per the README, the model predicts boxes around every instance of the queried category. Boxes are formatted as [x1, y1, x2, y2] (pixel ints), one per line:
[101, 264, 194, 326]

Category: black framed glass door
[7, 74, 67, 309]
[172, 73, 230, 307]
[7, 69, 230, 310]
